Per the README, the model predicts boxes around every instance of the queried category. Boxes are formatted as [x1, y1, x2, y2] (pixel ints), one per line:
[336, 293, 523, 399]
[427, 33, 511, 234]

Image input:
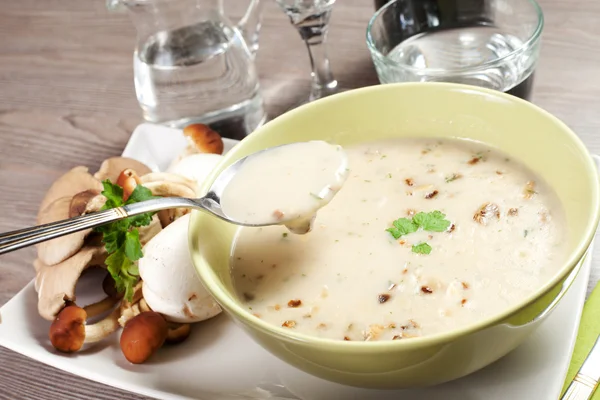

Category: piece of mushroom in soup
[219, 141, 349, 234]
[230, 138, 569, 341]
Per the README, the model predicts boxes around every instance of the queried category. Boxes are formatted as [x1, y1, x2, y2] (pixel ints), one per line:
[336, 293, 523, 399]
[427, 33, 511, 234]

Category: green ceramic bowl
[189, 83, 600, 389]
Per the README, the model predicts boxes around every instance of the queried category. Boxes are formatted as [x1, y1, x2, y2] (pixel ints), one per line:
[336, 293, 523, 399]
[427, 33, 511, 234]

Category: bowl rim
[189, 82, 600, 351]
[365, 0, 545, 75]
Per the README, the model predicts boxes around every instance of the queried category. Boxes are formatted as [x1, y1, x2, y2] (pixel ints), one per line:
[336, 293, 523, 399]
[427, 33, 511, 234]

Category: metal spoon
[0, 142, 347, 255]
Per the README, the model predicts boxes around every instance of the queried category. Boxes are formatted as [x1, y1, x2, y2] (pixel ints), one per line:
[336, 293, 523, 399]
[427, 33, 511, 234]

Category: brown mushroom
[49, 304, 120, 353]
[120, 311, 168, 364]
[94, 157, 152, 183]
[183, 123, 224, 155]
[38, 166, 103, 219]
[119, 289, 192, 346]
[116, 168, 142, 201]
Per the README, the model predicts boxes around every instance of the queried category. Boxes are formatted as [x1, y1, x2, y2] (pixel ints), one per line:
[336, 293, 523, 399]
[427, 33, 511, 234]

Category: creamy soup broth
[220, 141, 348, 233]
[230, 138, 568, 341]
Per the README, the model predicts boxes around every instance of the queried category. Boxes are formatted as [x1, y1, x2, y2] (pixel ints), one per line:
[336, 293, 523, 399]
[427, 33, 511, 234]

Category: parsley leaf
[125, 184, 155, 205]
[100, 180, 124, 208]
[386, 218, 418, 239]
[412, 242, 432, 255]
[93, 180, 156, 302]
[412, 211, 451, 232]
[124, 230, 143, 261]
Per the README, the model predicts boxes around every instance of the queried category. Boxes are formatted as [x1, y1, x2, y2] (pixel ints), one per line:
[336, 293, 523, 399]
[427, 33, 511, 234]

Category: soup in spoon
[220, 140, 349, 234]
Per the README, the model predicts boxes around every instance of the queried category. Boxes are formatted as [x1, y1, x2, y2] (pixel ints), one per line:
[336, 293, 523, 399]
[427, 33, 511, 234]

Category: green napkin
[561, 281, 600, 398]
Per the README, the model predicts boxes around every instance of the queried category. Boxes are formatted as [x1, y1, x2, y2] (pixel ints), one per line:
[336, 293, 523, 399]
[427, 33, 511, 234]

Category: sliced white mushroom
[35, 244, 107, 321]
[139, 214, 222, 324]
[38, 166, 103, 222]
[166, 153, 224, 187]
[94, 157, 152, 183]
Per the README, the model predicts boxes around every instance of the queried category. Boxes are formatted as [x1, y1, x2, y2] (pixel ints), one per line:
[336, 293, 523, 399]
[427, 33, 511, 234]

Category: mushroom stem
[85, 307, 120, 343]
[166, 323, 191, 344]
[83, 296, 119, 319]
[139, 298, 151, 313]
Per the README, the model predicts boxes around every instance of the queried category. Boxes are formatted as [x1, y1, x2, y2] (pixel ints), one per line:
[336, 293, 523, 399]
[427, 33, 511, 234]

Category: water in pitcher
[134, 20, 266, 140]
[381, 25, 537, 99]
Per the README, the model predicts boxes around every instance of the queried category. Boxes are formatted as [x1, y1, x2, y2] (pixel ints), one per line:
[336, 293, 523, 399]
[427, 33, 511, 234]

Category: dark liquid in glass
[372, 0, 535, 101]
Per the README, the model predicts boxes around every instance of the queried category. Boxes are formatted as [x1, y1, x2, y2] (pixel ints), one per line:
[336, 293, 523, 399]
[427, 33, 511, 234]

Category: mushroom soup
[230, 138, 569, 341]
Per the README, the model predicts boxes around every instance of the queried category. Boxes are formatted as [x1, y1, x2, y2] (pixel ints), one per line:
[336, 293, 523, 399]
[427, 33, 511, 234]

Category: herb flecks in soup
[230, 138, 568, 341]
[220, 141, 348, 234]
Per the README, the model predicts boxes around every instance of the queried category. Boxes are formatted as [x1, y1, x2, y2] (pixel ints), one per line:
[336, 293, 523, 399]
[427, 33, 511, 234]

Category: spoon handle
[0, 197, 200, 256]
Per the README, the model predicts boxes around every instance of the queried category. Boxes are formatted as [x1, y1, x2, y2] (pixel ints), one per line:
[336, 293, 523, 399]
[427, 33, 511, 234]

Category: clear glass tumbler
[366, 0, 544, 100]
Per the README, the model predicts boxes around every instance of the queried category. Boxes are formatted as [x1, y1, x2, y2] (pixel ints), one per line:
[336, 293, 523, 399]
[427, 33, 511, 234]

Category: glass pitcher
[110, 0, 266, 140]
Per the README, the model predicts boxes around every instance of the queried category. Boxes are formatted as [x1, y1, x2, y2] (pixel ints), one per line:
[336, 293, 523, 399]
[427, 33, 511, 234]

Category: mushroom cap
[120, 311, 168, 364]
[139, 214, 222, 323]
[38, 166, 103, 221]
[37, 196, 91, 266]
[183, 123, 224, 155]
[166, 153, 223, 187]
[94, 157, 152, 183]
[49, 305, 87, 353]
[35, 244, 107, 321]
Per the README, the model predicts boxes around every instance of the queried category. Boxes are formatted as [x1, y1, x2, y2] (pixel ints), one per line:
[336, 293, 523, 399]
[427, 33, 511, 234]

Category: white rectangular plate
[0, 123, 591, 400]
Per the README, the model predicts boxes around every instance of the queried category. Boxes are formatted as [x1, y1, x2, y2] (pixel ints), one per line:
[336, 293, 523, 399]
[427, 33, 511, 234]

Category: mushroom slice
[49, 304, 120, 353]
[83, 194, 108, 214]
[35, 245, 107, 321]
[166, 153, 224, 187]
[139, 214, 222, 324]
[38, 166, 103, 221]
[473, 202, 500, 225]
[37, 196, 92, 266]
[140, 172, 199, 195]
[94, 157, 152, 183]
[143, 180, 197, 228]
[69, 189, 101, 218]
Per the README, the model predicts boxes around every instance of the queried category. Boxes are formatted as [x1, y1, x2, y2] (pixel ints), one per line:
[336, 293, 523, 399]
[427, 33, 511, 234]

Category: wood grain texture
[0, 0, 599, 398]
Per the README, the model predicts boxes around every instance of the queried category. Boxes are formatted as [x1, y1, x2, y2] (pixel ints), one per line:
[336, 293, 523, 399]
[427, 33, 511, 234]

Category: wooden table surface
[0, 0, 599, 398]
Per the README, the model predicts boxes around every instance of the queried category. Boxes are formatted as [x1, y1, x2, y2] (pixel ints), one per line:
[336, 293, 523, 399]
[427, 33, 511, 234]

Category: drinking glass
[275, 0, 338, 102]
[366, 0, 544, 100]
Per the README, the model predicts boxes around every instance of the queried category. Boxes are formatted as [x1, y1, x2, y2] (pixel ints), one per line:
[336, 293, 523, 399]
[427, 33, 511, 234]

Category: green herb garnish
[93, 180, 157, 302]
[412, 211, 451, 232]
[412, 243, 432, 255]
[387, 211, 451, 239]
[445, 173, 462, 183]
[386, 218, 418, 239]
[386, 211, 451, 254]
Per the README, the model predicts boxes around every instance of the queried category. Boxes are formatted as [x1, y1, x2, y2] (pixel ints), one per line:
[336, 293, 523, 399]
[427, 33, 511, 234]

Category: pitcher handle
[237, 0, 264, 57]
